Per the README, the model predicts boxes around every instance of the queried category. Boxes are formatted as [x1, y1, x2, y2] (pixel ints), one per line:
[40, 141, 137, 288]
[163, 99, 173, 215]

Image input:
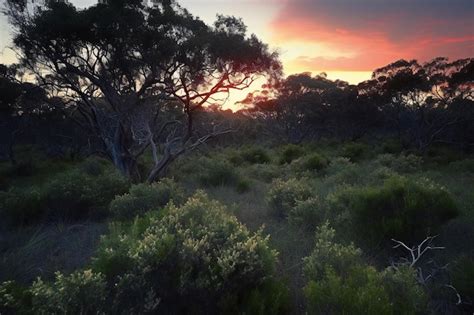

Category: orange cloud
[269, 0, 474, 72]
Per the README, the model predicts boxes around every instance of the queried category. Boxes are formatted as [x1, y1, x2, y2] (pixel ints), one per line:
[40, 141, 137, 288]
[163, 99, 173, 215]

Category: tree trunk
[146, 151, 176, 183]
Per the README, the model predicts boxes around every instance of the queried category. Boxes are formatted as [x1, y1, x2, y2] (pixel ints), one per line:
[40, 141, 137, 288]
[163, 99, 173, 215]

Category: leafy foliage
[328, 176, 459, 244]
[94, 191, 285, 313]
[267, 178, 312, 218]
[303, 223, 427, 315]
[0, 161, 129, 226]
[279, 144, 304, 164]
[109, 178, 185, 220]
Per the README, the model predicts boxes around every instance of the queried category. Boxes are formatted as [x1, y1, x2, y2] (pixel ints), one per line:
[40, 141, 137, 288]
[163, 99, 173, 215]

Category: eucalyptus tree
[5, 0, 281, 181]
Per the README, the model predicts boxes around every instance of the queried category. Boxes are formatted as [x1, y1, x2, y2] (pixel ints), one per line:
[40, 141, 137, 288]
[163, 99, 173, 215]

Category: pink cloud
[270, 0, 474, 71]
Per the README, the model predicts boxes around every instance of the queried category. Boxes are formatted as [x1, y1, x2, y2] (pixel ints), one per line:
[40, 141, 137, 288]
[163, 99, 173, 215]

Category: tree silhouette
[5, 0, 281, 181]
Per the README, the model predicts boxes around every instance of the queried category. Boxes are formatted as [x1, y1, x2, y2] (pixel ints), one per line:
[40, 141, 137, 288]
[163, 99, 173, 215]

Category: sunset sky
[0, 0, 473, 108]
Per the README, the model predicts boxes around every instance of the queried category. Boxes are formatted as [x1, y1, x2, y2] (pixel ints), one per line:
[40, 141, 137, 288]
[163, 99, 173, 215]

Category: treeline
[0, 0, 473, 182]
[2, 57, 473, 165]
[239, 57, 474, 150]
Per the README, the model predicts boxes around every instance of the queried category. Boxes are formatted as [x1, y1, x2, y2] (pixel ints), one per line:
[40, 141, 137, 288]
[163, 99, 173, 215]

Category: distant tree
[5, 0, 281, 181]
[245, 72, 379, 142]
[362, 58, 474, 151]
[0, 64, 51, 163]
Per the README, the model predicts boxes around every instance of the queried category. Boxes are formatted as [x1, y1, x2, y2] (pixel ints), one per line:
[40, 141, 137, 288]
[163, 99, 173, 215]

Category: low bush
[340, 142, 369, 161]
[45, 168, 129, 220]
[247, 164, 280, 183]
[29, 270, 107, 314]
[2, 193, 289, 314]
[376, 153, 422, 173]
[109, 178, 185, 219]
[328, 176, 459, 244]
[0, 163, 129, 226]
[267, 178, 312, 218]
[288, 197, 327, 230]
[94, 191, 287, 314]
[196, 157, 240, 186]
[324, 157, 359, 186]
[303, 223, 427, 315]
[279, 144, 304, 164]
[426, 145, 464, 165]
[381, 138, 404, 154]
[0, 187, 45, 226]
[239, 146, 271, 164]
[0, 270, 107, 314]
[449, 158, 474, 173]
[451, 256, 474, 305]
[293, 152, 328, 172]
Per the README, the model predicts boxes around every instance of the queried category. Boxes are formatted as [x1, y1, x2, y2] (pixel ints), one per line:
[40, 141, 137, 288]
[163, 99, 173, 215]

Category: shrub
[29, 270, 107, 314]
[381, 138, 403, 154]
[267, 178, 312, 218]
[451, 256, 474, 305]
[426, 145, 464, 165]
[340, 142, 369, 161]
[0, 281, 31, 314]
[45, 168, 129, 220]
[196, 158, 239, 186]
[239, 146, 271, 164]
[247, 164, 280, 183]
[0, 163, 129, 226]
[288, 197, 326, 230]
[303, 153, 328, 171]
[79, 156, 109, 176]
[279, 144, 304, 164]
[94, 192, 286, 314]
[328, 176, 459, 244]
[449, 158, 474, 173]
[376, 153, 422, 173]
[110, 178, 185, 219]
[0, 187, 45, 226]
[324, 157, 359, 186]
[294, 152, 328, 172]
[303, 223, 427, 315]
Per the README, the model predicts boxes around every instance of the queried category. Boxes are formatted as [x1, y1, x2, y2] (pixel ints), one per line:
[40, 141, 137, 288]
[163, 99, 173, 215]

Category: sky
[0, 0, 473, 108]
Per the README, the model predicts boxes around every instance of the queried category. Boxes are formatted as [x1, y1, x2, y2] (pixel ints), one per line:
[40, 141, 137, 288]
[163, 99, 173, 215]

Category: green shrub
[30, 270, 107, 314]
[0, 163, 129, 226]
[303, 224, 427, 315]
[196, 158, 239, 186]
[110, 178, 185, 219]
[324, 157, 359, 186]
[239, 146, 271, 164]
[45, 168, 129, 220]
[426, 145, 464, 165]
[340, 142, 369, 161]
[449, 158, 474, 173]
[302, 153, 328, 171]
[267, 178, 312, 218]
[279, 144, 304, 164]
[78, 156, 110, 176]
[451, 256, 474, 304]
[288, 197, 326, 230]
[94, 191, 286, 314]
[381, 138, 403, 154]
[247, 164, 280, 183]
[328, 176, 459, 244]
[293, 152, 328, 172]
[381, 266, 429, 314]
[0, 281, 31, 314]
[0, 188, 45, 226]
[376, 153, 422, 173]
